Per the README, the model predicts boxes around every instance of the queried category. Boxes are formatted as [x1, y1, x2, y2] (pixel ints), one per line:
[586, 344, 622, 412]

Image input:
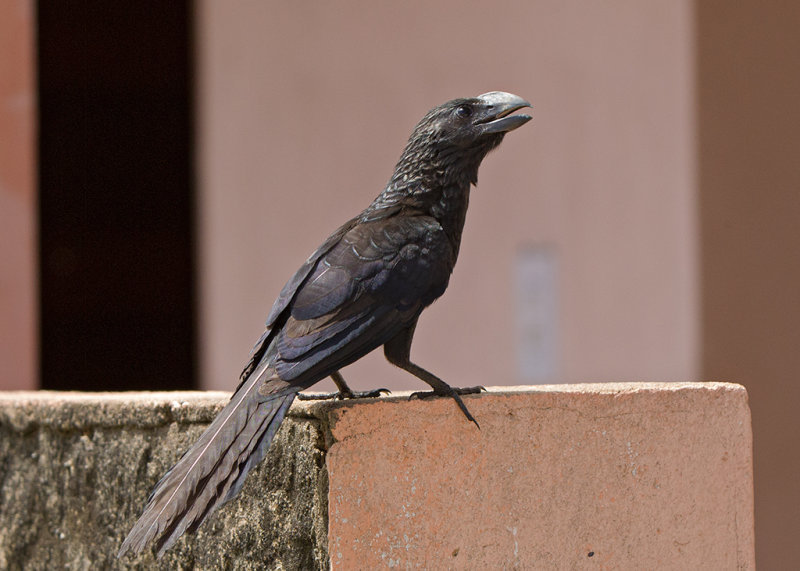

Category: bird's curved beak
[475, 91, 532, 134]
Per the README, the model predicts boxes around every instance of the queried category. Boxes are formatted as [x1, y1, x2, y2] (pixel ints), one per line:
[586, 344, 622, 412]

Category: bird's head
[416, 91, 532, 146]
[391, 91, 532, 188]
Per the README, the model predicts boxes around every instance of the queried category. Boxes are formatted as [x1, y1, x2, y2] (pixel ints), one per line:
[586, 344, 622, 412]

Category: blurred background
[1, 1, 797, 567]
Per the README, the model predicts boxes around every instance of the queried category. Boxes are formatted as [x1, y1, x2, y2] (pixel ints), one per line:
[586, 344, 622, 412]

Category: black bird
[118, 91, 532, 558]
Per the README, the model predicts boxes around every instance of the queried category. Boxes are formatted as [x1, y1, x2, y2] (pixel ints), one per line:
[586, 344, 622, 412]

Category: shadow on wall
[697, 2, 800, 569]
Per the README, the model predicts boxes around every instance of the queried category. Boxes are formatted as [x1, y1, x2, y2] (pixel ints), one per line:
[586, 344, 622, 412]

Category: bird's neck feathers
[389, 130, 504, 195]
[365, 132, 505, 251]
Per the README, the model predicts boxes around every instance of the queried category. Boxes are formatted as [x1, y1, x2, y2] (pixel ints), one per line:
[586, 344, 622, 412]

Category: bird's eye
[455, 105, 472, 118]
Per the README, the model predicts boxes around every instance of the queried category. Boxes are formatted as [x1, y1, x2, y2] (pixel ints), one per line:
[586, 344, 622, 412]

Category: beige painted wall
[197, 0, 698, 393]
[0, 0, 36, 390]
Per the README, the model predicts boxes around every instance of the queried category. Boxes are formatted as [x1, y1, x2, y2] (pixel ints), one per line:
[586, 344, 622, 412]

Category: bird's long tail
[118, 363, 297, 559]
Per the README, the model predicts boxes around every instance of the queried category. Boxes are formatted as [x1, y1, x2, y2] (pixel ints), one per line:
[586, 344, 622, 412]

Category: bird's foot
[345, 388, 391, 399]
[409, 386, 485, 428]
[297, 388, 390, 401]
[409, 385, 485, 399]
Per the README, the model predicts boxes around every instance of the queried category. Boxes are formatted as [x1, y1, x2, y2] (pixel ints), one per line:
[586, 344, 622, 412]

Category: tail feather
[224, 395, 293, 504]
[183, 408, 279, 535]
[154, 396, 293, 556]
[118, 363, 297, 558]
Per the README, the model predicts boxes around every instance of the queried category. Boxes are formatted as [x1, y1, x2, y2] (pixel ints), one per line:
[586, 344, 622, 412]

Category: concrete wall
[0, 384, 753, 569]
[0, 391, 328, 569]
[0, 0, 36, 390]
[196, 0, 698, 394]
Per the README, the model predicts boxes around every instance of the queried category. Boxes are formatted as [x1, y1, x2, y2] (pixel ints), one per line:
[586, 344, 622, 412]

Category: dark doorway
[37, 2, 196, 391]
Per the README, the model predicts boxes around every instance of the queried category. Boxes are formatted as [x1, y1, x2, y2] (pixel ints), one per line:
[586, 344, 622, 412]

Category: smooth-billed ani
[118, 91, 532, 558]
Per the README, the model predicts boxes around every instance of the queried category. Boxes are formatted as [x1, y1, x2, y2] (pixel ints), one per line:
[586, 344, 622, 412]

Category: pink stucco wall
[196, 1, 698, 394]
[0, 0, 36, 390]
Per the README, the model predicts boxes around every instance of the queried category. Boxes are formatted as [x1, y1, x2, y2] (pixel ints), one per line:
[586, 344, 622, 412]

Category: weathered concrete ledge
[0, 391, 328, 570]
[0, 383, 754, 570]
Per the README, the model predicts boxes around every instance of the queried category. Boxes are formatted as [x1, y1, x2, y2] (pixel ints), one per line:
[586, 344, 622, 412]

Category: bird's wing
[271, 214, 452, 384]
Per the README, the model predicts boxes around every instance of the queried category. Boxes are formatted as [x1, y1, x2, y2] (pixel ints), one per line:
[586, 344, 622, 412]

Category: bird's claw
[408, 386, 483, 428]
[297, 388, 390, 401]
[408, 385, 484, 400]
[347, 388, 391, 399]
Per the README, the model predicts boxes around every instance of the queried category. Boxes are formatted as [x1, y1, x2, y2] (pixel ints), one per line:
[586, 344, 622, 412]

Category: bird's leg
[399, 361, 483, 428]
[297, 370, 390, 401]
[384, 325, 483, 428]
